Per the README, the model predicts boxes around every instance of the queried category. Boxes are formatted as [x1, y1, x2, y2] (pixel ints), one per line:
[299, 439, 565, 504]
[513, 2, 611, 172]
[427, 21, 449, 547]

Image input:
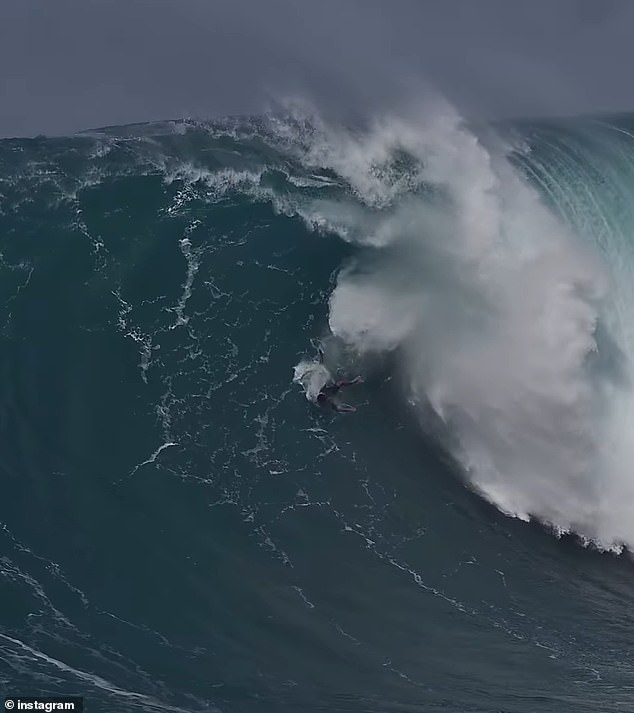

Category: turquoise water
[1, 108, 634, 712]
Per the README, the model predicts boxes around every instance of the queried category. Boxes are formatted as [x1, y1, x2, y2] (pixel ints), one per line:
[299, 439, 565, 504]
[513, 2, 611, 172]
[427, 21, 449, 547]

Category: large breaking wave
[8, 99, 634, 552]
[6, 97, 634, 712]
[213, 100, 634, 551]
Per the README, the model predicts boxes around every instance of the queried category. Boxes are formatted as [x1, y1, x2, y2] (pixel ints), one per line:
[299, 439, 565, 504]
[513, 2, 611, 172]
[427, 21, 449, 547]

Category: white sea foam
[293, 359, 332, 402]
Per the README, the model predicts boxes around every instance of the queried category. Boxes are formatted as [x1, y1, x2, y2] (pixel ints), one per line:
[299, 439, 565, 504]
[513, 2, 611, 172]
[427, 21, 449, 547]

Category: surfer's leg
[334, 376, 363, 389]
[333, 402, 356, 413]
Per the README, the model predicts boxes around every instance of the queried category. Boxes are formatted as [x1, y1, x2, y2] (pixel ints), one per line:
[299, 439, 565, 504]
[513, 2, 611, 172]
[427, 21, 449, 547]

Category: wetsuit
[317, 378, 361, 412]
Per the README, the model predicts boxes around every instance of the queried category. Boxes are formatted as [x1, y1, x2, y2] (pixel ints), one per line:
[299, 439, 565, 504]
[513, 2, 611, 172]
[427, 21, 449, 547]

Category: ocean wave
[7, 101, 634, 549]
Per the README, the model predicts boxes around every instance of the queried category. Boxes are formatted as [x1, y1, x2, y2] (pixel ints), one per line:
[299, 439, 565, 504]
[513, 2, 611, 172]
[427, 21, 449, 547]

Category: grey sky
[1, 0, 633, 137]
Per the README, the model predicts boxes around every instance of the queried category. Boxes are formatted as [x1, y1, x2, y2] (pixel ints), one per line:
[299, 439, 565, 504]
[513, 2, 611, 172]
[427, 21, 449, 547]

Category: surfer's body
[316, 378, 362, 412]
[293, 343, 363, 413]
[314, 346, 362, 412]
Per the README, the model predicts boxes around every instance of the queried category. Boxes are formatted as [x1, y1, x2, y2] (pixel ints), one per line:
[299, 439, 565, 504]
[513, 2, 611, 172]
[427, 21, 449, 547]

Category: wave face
[2, 105, 634, 712]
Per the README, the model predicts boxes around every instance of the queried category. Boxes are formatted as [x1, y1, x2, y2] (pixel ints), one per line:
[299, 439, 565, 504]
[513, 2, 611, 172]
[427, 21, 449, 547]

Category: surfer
[315, 346, 363, 412]
[316, 377, 363, 412]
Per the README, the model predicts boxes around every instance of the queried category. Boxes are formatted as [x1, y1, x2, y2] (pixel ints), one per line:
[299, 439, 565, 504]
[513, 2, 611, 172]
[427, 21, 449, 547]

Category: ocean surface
[1, 103, 634, 712]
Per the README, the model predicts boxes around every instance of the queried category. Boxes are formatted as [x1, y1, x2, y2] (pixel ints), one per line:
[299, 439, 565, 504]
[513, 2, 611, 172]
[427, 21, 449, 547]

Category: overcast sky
[1, 0, 633, 137]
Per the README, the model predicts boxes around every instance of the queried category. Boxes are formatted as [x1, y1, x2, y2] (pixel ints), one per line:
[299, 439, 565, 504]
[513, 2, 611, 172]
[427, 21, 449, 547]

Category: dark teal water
[1, 111, 634, 712]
